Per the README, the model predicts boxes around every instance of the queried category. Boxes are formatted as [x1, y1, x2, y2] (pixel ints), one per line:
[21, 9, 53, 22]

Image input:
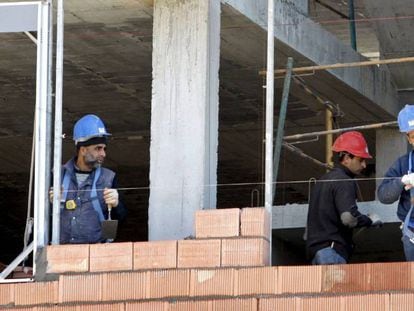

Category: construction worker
[52, 114, 126, 244]
[378, 104, 414, 261]
[306, 131, 382, 265]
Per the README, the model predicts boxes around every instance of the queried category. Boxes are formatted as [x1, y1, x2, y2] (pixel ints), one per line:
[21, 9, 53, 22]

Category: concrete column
[286, 0, 308, 15]
[149, 0, 220, 240]
[376, 128, 408, 193]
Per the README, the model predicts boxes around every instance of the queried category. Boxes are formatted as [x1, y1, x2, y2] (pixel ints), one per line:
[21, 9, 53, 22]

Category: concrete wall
[273, 201, 399, 229]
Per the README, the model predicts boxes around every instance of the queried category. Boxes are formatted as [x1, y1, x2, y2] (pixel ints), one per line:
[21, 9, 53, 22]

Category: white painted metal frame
[0, 1, 52, 282]
[52, 0, 64, 245]
[264, 0, 275, 264]
[34, 0, 52, 268]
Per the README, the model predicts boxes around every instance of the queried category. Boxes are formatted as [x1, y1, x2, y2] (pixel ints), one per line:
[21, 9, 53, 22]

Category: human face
[342, 154, 367, 175]
[81, 143, 106, 170]
[407, 131, 414, 147]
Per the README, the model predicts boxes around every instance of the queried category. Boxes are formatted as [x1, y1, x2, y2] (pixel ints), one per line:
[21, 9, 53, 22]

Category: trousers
[312, 246, 347, 265]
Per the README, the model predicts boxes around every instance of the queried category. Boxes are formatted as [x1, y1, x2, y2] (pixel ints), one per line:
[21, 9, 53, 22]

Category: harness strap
[61, 166, 105, 222]
[90, 167, 105, 222]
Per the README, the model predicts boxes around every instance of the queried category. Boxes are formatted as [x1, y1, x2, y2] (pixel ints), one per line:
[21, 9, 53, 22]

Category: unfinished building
[1, 0, 414, 309]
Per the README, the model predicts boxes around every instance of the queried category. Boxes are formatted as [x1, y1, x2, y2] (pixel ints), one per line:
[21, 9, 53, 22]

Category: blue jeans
[402, 235, 414, 261]
[312, 247, 347, 265]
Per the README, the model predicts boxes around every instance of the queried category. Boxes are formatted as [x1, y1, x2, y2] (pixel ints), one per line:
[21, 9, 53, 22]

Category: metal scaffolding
[0, 0, 55, 282]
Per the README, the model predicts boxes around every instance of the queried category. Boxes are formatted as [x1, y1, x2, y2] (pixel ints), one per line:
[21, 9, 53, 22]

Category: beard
[84, 153, 103, 169]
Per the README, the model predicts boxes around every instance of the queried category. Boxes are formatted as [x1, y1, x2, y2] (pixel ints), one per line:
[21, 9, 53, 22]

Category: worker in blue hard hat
[51, 114, 127, 244]
[378, 104, 414, 260]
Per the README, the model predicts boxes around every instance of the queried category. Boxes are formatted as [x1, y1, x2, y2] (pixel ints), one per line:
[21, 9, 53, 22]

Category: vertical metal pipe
[326, 108, 333, 170]
[34, 1, 51, 275]
[348, 0, 357, 50]
[43, 0, 53, 246]
[273, 57, 293, 197]
[52, 0, 65, 244]
[265, 0, 275, 264]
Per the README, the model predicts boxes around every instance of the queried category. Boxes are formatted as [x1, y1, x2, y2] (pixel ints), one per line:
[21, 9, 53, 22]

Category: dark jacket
[60, 157, 127, 244]
[306, 165, 372, 261]
[377, 152, 411, 222]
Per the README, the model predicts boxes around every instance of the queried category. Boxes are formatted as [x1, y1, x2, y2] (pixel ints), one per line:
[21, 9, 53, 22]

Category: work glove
[367, 213, 383, 227]
[103, 188, 119, 208]
[402, 173, 414, 190]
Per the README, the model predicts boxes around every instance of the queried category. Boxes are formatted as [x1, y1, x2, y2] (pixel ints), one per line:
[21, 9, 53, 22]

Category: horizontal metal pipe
[284, 121, 397, 140]
[283, 142, 333, 170]
[259, 56, 414, 76]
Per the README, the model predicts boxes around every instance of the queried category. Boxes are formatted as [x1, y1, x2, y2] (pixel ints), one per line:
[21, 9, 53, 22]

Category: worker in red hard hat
[306, 131, 382, 265]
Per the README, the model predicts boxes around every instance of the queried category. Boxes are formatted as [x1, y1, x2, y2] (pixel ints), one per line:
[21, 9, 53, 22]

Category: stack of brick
[46, 207, 271, 273]
[2, 207, 414, 310]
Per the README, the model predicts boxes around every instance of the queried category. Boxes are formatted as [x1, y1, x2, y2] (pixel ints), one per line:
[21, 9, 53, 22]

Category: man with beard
[306, 131, 382, 264]
[56, 114, 126, 244]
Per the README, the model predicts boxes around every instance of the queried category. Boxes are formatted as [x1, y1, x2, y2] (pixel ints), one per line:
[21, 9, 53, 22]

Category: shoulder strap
[61, 167, 106, 222]
[61, 169, 71, 208]
[90, 167, 105, 222]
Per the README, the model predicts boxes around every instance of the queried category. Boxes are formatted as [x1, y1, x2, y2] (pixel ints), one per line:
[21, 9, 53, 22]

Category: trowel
[101, 205, 118, 241]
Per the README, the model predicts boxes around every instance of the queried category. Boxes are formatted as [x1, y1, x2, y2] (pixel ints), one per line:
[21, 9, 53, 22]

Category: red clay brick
[234, 267, 277, 295]
[59, 274, 102, 303]
[369, 261, 411, 291]
[39, 304, 123, 311]
[277, 265, 322, 294]
[212, 298, 257, 311]
[89, 242, 133, 272]
[126, 301, 168, 311]
[258, 297, 298, 311]
[37, 305, 78, 311]
[168, 300, 211, 311]
[300, 295, 342, 311]
[0, 283, 13, 305]
[147, 269, 190, 299]
[322, 263, 370, 293]
[190, 268, 234, 297]
[341, 293, 389, 311]
[195, 208, 240, 238]
[102, 271, 146, 301]
[240, 208, 270, 239]
[76, 303, 124, 311]
[390, 292, 414, 311]
[46, 244, 89, 273]
[133, 240, 177, 270]
[177, 239, 221, 268]
[14, 281, 58, 306]
[221, 238, 269, 267]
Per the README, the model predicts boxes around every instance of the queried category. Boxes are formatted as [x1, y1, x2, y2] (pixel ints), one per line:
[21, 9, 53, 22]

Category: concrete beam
[273, 201, 399, 229]
[222, 0, 400, 117]
[362, 0, 414, 90]
[0, 2, 38, 33]
[149, 0, 220, 240]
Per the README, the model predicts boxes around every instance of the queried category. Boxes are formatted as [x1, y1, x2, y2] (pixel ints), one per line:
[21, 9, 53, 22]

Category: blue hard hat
[73, 114, 111, 145]
[398, 105, 414, 133]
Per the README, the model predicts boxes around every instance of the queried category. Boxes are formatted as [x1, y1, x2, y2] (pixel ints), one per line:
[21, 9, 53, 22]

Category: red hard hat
[332, 131, 372, 159]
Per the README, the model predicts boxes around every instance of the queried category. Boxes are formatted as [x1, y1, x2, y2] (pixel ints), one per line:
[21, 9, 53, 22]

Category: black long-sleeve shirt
[306, 165, 372, 261]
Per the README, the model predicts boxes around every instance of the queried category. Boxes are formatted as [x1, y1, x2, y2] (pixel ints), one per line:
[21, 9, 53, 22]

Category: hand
[49, 187, 63, 203]
[402, 173, 414, 189]
[367, 213, 383, 227]
[103, 188, 119, 208]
